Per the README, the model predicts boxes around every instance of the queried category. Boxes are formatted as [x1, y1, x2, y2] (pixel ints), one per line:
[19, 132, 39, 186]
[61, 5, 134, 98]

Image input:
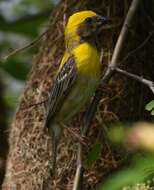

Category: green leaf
[0, 11, 51, 37]
[98, 155, 154, 190]
[0, 59, 29, 81]
[108, 124, 125, 144]
[151, 109, 154, 116]
[4, 93, 19, 109]
[145, 100, 154, 111]
[86, 143, 102, 168]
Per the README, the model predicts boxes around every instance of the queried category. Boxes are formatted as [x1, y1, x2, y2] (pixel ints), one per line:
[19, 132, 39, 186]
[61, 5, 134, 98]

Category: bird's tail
[48, 122, 62, 172]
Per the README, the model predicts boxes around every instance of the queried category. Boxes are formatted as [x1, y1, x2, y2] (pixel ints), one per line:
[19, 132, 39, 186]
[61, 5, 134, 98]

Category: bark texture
[2, 0, 154, 189]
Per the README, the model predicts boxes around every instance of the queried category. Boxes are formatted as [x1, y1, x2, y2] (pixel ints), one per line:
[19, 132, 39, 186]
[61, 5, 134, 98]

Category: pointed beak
[98, 16, 111, 26]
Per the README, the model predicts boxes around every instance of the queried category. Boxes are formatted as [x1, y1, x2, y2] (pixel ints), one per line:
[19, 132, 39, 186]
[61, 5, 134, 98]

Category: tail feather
[48, 122, 62, 172]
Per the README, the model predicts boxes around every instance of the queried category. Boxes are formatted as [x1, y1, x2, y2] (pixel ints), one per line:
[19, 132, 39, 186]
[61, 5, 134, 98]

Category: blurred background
[0, 0, 57, 121]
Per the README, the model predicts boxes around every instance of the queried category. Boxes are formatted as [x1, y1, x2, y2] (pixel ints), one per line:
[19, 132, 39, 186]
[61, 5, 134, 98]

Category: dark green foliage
[0, 0, 55, 109]
[0, 59, 29, 80]
[98, 154, 154, 190]
[86, 143, 102, 168]
[145, 100, 154, 116]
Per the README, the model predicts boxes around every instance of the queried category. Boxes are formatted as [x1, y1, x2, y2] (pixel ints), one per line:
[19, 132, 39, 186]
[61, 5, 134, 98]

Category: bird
[45, 10, 109, 170]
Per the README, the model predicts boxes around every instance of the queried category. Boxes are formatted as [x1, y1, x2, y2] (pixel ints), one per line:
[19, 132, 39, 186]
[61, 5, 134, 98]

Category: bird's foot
[65, 127, 88, 146]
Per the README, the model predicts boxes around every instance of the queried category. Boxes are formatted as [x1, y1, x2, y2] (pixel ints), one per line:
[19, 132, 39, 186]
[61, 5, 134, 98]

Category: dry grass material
[2, 0, 154, 189]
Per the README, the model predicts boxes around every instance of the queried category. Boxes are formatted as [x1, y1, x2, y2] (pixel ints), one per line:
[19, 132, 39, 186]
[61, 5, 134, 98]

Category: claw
[65, 127, 89, 146]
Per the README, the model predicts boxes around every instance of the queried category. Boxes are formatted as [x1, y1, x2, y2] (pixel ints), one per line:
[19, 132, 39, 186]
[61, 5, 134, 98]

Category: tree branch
[73, 144, 83, 190]
[113, 67, 154, 94]
[73, 0, 141, 189]
[2, 30, 48, 61]
[85, 0, 141, 131]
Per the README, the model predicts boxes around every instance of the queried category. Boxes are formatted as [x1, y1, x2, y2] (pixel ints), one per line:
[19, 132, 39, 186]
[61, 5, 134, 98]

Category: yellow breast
[59, 42, 101, 79]
[73, 43, 101, 78]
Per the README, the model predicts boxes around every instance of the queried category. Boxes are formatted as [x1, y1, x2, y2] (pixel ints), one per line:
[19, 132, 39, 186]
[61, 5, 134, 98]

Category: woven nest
[2, 0, 154, 189]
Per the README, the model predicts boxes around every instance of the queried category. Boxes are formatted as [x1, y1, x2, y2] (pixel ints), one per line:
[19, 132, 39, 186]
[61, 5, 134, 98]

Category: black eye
[85, 17, 93, 24]
[101, 17, 108, 22]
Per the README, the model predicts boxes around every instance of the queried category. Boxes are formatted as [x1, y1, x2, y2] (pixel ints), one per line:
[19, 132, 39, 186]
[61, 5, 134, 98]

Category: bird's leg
[65, 127, 88, 146]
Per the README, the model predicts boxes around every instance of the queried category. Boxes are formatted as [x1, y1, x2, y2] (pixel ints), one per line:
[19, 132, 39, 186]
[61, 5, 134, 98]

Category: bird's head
[65, 11, 110, 44]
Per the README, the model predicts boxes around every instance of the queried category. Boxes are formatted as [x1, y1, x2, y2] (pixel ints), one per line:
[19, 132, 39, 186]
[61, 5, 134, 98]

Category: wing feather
[46, 56, 77, 125]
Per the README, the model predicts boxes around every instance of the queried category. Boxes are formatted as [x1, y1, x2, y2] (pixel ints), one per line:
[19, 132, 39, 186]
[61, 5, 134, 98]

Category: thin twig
[113, 67, 154, 94]
[73, 0, 141, 189]
[20, 99, 47, 110]
[85, 0, 141, 128]
[73, 144, 83, 190]
[83, 0, 141, 129]
[2, 30, 48, 61]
